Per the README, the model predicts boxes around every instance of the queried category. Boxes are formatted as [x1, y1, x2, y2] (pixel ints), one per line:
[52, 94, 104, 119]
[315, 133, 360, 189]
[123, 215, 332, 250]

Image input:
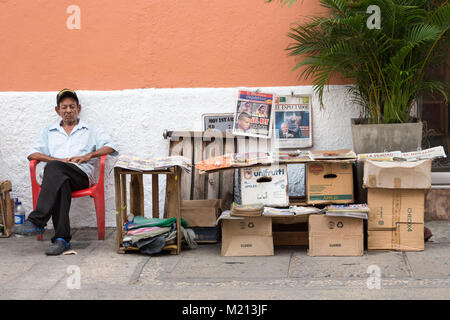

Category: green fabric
[128, 216, 188, 230]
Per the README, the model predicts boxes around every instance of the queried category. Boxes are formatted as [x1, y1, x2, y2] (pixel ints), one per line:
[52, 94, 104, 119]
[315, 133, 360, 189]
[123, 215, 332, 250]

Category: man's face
[56, 97, 80, 125]
[239, 117, 251, 130]
[281, 122, 289, 133]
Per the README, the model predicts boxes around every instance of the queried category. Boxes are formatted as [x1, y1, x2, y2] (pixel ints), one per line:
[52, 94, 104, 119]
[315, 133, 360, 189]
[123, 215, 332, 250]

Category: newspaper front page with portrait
[273, 95, 312, 149]
[233, 90, 273, 139]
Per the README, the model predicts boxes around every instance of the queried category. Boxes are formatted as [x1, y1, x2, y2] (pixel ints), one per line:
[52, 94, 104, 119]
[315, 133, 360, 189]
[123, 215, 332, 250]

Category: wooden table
[114, 166, 182, 254]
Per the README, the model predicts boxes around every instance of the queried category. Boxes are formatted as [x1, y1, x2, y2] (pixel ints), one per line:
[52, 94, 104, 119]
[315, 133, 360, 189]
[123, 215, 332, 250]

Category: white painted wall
[0, 85, 360, 228]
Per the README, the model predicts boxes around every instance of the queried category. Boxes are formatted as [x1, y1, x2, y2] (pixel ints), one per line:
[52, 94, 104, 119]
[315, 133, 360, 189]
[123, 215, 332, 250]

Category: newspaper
[114, 154, 192, 173]
[400, 146, 447, 161]
[202, 113, 235, 132]
[325, 204, 369, 219]
[357, 151, 402, 161]
[233, 90, 273, 139]
[357, 146, 446, 162]
[292, 206, 324, 215]
[273, 150, 313, 163]
[195, 152, 272, 172]
[263, 207, 295, 216]
[309, 149, 357, 160]
[273, 95, 312, 148]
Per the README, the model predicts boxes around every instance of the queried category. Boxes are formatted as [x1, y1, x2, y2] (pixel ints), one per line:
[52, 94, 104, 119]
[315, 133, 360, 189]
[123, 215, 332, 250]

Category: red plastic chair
[29, 155, 107, 241]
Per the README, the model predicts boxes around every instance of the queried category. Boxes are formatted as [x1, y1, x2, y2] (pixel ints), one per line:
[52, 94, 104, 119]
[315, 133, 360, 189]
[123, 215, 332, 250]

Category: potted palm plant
[273, 0, 449, 154]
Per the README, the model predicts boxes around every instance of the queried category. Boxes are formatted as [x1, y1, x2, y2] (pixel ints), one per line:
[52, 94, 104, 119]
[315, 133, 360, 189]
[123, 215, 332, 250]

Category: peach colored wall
[0, 0, 345, 91]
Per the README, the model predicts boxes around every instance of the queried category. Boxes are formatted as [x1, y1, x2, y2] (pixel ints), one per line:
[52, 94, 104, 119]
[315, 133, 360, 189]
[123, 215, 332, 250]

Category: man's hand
[68, 154, 92, 165]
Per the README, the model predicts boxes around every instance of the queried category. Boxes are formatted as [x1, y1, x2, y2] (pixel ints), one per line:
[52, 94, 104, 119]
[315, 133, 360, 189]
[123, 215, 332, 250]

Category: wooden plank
[129, 174, 144, 216]
[219, 134, 235, 209]
[0, 180, 12, 193]
[203, 131, 223, 200]
[236, 135, 248, 153]
[164, 139, 183, 218]
[4, 191, 13, 236]
[120, 174, 128, 224]
[152, 175, 159, 218]
[166, 167, 182, 254]
[181, 135, 193, 200]
[193, 131, 206, 200]
[114, 168, 123, 253]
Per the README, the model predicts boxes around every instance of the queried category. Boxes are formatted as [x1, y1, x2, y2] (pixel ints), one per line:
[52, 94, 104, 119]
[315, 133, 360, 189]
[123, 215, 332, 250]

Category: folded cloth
[182, 227, 198, 249]
[126, 216, 188, 231]
[136, 236, 166, 255]
[128, 227, 171, 244]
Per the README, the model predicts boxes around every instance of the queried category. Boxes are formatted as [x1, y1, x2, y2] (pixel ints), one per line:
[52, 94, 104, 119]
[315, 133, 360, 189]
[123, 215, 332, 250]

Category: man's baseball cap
[56, 88, 79, 105]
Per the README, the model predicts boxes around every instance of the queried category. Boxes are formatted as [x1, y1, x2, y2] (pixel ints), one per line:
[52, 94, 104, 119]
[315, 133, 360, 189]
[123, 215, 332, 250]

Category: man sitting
[12, 89, 117, 256]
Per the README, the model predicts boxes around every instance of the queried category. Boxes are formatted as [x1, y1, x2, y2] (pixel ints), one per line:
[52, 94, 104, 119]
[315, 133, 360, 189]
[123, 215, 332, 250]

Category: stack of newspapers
[325, 204, 369, 219]
[230, 202, 264, 217]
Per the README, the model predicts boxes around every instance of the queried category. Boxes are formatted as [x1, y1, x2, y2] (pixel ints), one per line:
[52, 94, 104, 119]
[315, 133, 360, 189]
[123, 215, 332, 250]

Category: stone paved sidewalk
[1, 220, 449, 300]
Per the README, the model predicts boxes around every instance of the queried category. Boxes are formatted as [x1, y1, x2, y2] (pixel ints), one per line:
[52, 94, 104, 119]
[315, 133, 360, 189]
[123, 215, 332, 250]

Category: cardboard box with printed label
[221, 216, 273, 256]
[308, 215, 364, 256]
[368, 223, 424, 251]
[363, 160, 430, 251]
[180, 199, 223, 227]
[306, 162, 354, 204]
[367, 189, 425, 230]
[239, 164, 289, 207]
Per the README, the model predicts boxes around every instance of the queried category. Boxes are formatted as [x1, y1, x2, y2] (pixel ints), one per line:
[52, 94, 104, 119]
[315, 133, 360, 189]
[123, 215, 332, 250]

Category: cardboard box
[308, 215, 363, 256]
[240, 164, 289, 207]
[221, 216, 273, 256]
[367, 189, 425, 230]
[272, 216, 308, 246]
[363, 160, 432, 189]
[368, 223, 424, 251]
[180, 199, 222, 227]
[306, 162, 354, 204]
[191, 226, 220, 243]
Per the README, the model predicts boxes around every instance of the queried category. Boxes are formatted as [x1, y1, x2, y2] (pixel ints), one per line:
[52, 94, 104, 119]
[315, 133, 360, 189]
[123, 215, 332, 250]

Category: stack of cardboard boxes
[363, 160, 432, 251]
[305, 161, 364, 256]
[220, 164, 288, 256]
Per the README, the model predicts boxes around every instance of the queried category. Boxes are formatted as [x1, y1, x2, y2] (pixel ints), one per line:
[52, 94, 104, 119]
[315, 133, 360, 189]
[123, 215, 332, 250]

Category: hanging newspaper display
[273, 95, 312, 148]
[232, 90, 273, 139]
[202, 113, 235, 132]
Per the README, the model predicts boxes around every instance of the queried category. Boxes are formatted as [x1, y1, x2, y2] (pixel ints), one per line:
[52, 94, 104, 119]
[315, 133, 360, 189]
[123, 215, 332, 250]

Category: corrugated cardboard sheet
[306, 162, 354, 204]
[221, 216, 273, 256]
[368, 223, 424, 251]
[367, 189, 425, 230]
[363, 160, 432, 189]
[181, 199, 222, 227]
[308, 215, 363, 256]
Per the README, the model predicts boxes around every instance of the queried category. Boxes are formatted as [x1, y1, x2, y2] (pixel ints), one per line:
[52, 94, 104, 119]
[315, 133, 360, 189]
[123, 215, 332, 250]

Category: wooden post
[130, 174, 144, 216]
[152, 175, 159, 218]
[114, 168, 124, 253]
[166, 167, 182, 254]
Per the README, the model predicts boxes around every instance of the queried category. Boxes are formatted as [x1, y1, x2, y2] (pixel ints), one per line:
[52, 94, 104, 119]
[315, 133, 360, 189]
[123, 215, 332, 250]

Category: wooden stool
[0, 181, 14, 238]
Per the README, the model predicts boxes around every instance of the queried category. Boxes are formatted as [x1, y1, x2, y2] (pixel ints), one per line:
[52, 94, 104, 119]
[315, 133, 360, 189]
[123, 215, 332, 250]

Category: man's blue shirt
[28, 119, 117, 185]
